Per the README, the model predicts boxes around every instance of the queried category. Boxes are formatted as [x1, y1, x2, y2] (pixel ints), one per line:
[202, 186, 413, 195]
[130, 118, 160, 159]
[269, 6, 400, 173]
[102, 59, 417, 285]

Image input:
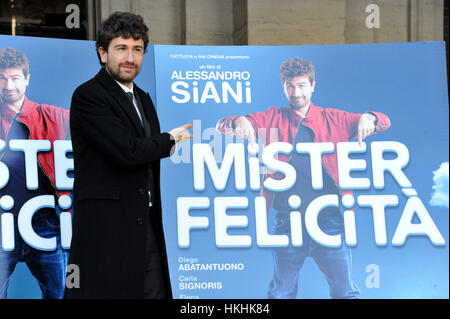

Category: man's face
[283, 75, 315, 109]
[98, 36, 145, 86]
[0, 67, 29, 104]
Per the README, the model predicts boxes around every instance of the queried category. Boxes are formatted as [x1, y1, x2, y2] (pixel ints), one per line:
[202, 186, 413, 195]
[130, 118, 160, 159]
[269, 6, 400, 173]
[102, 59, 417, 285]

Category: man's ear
[25, 73, 30, 87]
[311, 80, 316, 92]
[98, 47, 107, 65]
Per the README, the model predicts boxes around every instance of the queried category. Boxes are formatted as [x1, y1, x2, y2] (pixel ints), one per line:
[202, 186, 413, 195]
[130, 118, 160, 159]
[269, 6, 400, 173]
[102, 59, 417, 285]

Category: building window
[0, 0, 94, 40]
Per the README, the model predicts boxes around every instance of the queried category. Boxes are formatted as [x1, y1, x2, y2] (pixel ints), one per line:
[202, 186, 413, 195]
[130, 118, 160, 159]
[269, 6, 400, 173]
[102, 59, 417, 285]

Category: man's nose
[125, 49, 135, 63]
[293, 86, 302, 96]
[5, 79, 15, 90]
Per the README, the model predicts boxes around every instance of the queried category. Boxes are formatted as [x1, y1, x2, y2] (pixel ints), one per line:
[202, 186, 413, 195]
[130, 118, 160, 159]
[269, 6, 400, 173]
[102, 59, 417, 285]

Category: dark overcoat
[65, 68, 175, 299]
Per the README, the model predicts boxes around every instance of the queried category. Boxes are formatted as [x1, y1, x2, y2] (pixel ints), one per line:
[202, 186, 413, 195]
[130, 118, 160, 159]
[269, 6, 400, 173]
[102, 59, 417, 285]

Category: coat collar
[17, 97, 40, 121]
[303, 102, 322, 123]
[286, 101, 321, 125]
[0, 97, 16, 122]
[0, 96, 39, 123]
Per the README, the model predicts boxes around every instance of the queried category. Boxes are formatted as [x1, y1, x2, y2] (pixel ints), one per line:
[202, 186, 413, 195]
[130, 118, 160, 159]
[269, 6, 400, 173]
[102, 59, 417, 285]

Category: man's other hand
[169, 123, 193, 143]
[358, 113, 376, 146]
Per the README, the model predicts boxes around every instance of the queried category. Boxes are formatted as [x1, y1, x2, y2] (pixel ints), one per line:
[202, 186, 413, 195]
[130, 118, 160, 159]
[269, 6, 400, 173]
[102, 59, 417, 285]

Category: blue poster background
[154, 42, 449, 299]
[0, 35, 448, 299]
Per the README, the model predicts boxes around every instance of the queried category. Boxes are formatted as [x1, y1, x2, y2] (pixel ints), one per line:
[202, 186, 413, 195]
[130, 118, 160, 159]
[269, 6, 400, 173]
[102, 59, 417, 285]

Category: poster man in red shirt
[217, 57, 391, 298]
[0, 47, 70, 299]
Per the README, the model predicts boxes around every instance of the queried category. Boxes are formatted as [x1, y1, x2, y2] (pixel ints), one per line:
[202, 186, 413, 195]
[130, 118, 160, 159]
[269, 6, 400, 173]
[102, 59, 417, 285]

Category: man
[65, 12, 192, 299]
[216, 57, 391, 298]
[0, 47, 70, 299]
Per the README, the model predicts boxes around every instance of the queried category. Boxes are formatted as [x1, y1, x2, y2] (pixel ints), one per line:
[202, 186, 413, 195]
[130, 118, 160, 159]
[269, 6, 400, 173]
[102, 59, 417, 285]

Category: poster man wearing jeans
[216, 57, 391, 298]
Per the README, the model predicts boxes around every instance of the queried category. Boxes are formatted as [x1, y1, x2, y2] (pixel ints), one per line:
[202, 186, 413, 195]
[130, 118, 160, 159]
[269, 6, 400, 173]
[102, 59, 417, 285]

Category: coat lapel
[95, 68, 145, 136]
[135, 87, 160, 134]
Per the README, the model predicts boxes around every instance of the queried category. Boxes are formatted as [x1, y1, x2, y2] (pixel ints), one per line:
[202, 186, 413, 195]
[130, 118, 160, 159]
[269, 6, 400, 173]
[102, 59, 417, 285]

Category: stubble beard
[290, 96, 309, 110]
[1, 90, 24, 104]
[106, 62, 141, 86]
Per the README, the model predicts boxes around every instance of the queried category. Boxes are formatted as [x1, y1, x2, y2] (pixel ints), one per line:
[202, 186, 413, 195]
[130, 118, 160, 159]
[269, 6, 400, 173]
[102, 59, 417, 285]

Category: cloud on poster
[430, 162, 449, 209]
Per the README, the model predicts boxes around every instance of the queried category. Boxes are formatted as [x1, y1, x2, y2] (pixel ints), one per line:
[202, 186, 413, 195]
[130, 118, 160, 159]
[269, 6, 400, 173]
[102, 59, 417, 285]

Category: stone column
[236, 0, 443, 45]
[245, 0, 347, 45]
[96, 0, 444, 45]
[409, 0, 444, 42]
[181, 0, 233, 45]
[233, 0, 248, 45]
[97, 0, 182, 44]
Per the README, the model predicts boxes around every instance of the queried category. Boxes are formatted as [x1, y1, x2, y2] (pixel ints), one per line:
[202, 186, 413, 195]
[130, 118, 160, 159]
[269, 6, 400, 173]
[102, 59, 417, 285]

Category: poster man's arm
[347, 110, 391, 144]
[60, 108, 71, 139]
[38, 104, 71, 139]
[216, 107, 277, 142]
[216, 115, 256, 142]
[358, 112, 376, 145]
[231, 116, 256, 142]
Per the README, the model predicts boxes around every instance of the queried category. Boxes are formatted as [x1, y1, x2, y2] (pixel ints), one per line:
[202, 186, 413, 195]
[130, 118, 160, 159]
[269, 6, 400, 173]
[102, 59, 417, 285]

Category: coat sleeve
[70, 85, 175, 168]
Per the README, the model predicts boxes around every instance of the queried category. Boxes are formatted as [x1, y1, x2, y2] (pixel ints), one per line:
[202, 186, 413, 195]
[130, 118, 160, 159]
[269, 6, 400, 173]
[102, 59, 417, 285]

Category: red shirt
[1, 97, 71, 199]
[216, 102, 391, 208]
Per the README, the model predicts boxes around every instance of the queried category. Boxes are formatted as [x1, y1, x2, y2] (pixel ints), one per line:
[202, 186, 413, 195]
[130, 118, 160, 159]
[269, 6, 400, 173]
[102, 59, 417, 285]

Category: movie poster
[0, 35, 448, 299]
[154, 42, 449, 299]
[0, 34, 156, 299]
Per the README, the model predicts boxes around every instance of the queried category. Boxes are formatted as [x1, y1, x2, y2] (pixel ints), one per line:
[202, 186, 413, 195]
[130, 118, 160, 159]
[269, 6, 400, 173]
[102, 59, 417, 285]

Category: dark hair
[95, 12, 149, 66]
[0, 47, 29, 77]
[280, 57, 315, 86]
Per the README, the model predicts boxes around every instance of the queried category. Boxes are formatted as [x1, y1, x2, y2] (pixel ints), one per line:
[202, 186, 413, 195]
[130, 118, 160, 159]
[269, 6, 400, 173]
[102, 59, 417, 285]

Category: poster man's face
[283, 75, 315, 109]
[99, 36, 144, 86]
[0, 67, 29, 104]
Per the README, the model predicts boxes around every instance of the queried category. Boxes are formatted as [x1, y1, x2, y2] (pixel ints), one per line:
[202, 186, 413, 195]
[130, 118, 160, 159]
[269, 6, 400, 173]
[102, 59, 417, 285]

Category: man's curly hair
[0, 47, 29, 77]
[280, 57, 315, 86]
[96, 11, 149, 66]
